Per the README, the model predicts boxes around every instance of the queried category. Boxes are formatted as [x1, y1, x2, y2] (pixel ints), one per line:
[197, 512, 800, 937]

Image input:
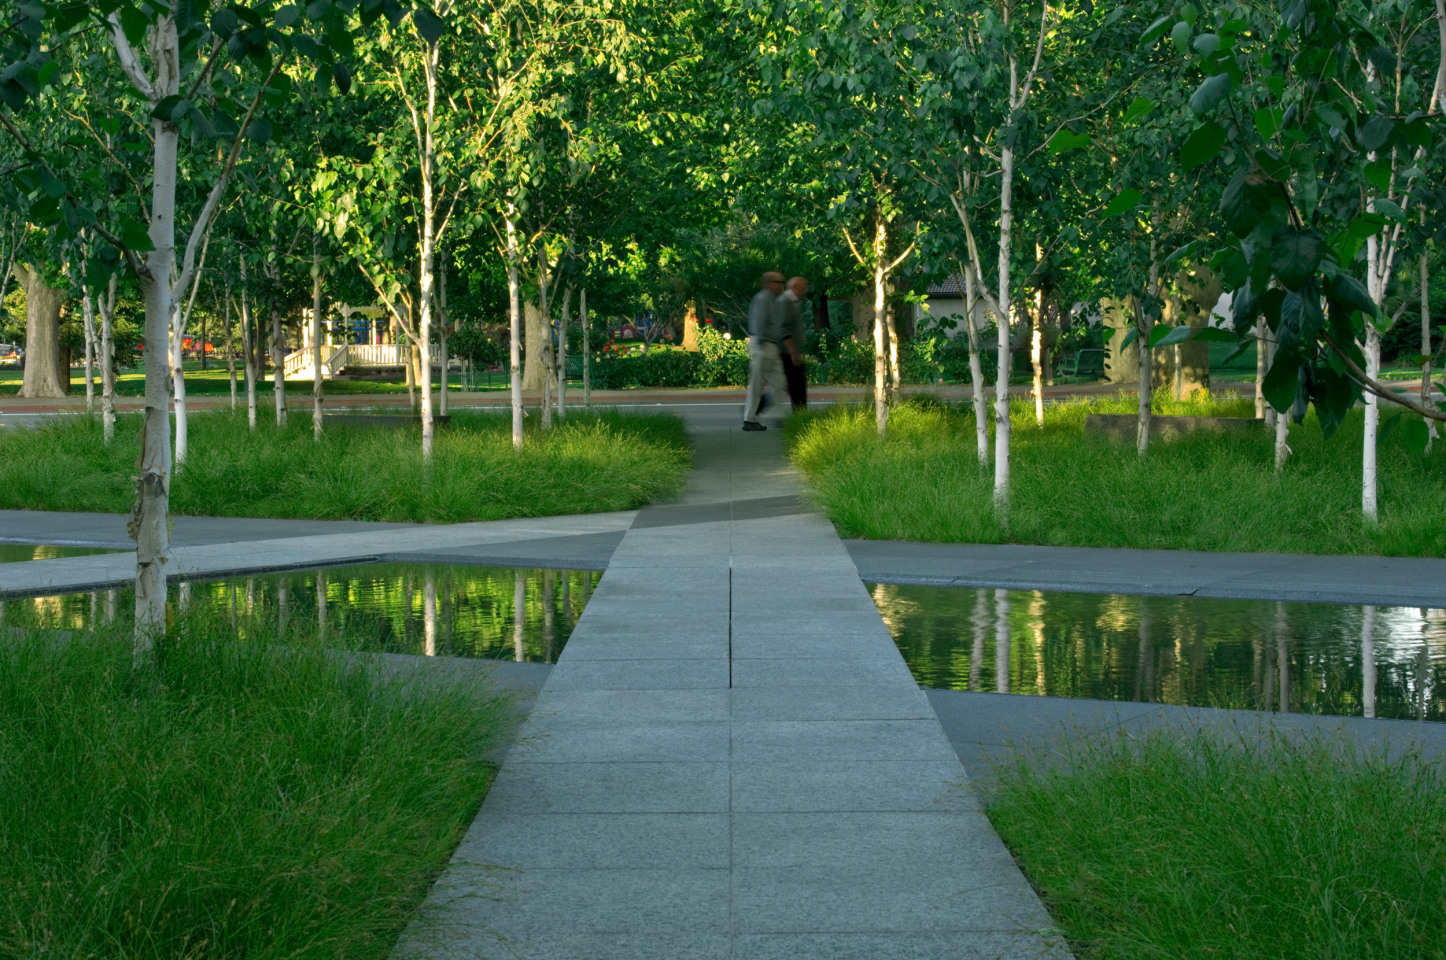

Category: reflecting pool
[869, 584, 1446, 722]
[2, 563, 599, 662]
[0, 543, 122, 564]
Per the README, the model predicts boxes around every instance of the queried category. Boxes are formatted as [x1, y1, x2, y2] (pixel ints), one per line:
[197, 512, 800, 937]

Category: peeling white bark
[100, 274, 117, 443]
[507, 210, 523, 450]
[311, 236, 324, 442]
[1363, 324, 1380, 525]
[963, 268, 988, 466]
[872, 215, 889, 435]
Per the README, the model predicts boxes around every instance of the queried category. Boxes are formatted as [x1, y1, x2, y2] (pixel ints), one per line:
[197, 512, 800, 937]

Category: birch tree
[2, 1, 355, 664]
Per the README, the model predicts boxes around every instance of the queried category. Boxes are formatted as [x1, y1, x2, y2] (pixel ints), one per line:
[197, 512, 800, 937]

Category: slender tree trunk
[1255, 316, 1268, 419]
[993, 145, 1016, 518]
[223, 288, 237, 409]
[82, 280, 96, 415]
[1134, 295, 1152, 458]
[507, 210, 523, 450]
[240, 275, 257, 430]
[582, 286, 591, 408]
[311, 235, 324, 442]
[170, 302, 188, 466]
[1362, 323, 1380, 525]
[130, 15, 182, 662]
[964, 267, 988, 466]
[415, 41, 439, 463]
[438, 252, 449, 417]
[886, 300, 900, 398]
[872, 213, 888, 435]
[558, 285, 570, 420]
[271, 300, 285, 426]
[1030, 286, 1044, 427]
[538, 246, 553, 431]
[1274, 395, 1290, 473]
[1422, 236, 1437, 451]
[101, 274, 116, 443]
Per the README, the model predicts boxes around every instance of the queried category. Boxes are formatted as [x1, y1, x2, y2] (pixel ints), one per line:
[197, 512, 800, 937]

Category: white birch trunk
[101, 274, 117, 443]
[125, 14, 181, 662]
[993, 144, 1015, 517]
[1255, 317, 1268, 420]
[1423, 250, 1436, 450]
[513, 570, 526, 662]
[538, 248, 553, 431]
[415, 40, 438, 463]
[1264, 321, 1278, 431]
[872, 214, 888, 435]
[558, 285, 570, 420]
[223, 289, 237, 409]
[1274, 399, 1290, 473]
[507, 210, 523, 450]
[582, 286, 591, 408]
[271, 301, 285, 426]
[240, 277, 257, 430]
[1135, 297, 1152, 458]
[886, 301, 900, 398]
[438, 252, 449, 417]
[1362, 323, 1380, 525]
[1030, 289, 1044, 427]
[82, 282, 96, 416]
[994, 588, 1010, 694]
[311, 236, 324, 442]
[964, 268, 988, 466]
[170, 302, 188, 467]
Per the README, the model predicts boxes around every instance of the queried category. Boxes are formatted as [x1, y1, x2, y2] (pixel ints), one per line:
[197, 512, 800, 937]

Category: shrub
[695, 326, 751, 386]
[592, 345, 702, 389]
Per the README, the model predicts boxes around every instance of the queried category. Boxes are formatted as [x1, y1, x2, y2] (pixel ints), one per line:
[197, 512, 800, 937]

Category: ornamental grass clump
[985, 725, 1446, 960]
[0, 612, 514, 959]
[0, 407, 691, 522]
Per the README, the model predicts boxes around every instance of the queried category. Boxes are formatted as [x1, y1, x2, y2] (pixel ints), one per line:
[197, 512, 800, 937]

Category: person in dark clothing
[777, 276, 810, 409]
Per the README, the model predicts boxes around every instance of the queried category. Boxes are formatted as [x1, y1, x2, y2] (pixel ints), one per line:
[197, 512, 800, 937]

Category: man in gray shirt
[742, 272, 790, 431]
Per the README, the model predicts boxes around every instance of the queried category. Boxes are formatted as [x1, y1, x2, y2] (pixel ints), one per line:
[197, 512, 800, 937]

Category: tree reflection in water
[869, 584, 1446, 722]
[3, 563, 602, 664]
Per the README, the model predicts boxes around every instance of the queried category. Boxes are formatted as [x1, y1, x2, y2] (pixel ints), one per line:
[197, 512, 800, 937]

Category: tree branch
[106, 12, 156, 101]
[1324, 334, 1446, 422]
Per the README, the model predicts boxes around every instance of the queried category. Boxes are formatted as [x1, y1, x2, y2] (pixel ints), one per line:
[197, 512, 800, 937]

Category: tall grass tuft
[985, 725, 1446, 960]
[0, 612, 514, 958]
[0, 408, 692, 521]
[784, 394, 1446, 556]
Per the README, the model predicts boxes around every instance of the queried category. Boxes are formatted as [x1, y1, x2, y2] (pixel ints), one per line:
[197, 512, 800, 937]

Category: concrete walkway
[399, 406, 1067, 960]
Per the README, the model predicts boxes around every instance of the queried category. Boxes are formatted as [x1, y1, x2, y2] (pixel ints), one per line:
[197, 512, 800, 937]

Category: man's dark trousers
[780, 350, 807, 409]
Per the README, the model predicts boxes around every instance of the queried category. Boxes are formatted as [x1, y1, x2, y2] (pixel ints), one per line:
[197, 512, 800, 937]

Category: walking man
[778, 276, 809, 409]
[742, 271, 789, 431]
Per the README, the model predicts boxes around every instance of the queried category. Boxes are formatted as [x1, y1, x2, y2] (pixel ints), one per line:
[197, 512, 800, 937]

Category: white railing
[346, 343, 410, 366]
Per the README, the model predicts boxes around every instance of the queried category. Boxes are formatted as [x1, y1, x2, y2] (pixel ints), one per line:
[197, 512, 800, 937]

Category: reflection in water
[0, 544, 121, 564]
[4, 563, 601, 663]
[870, 584, 1446, 722]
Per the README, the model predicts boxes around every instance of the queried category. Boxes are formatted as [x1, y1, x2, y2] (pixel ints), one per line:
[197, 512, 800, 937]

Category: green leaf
[412, 6, 445, 44]
[1048, 129, 1091, 155]
[1314, 105, 1347, 130]
[1371, 199, 1406, 222]
[1193, 33, 1220, 58]
[1170, 20, 1192, 54]
[248, 117, 273, 142]
[1121, 97, 1154, 123]
[38, 166, 65, 198]
[1151, 324, 1192, 348]
[1326, 274, 1376, 318]
[212, 7, 239, 36]
[1101, 188, 1142, 218]
[1141, 14, 1172, 46]
[1355, 116, 1393, 151]
[1193, 327, 1236, 343]
[1189, 74, 1232, 114]
[1220, 338, 1251, 366]
[1401, 419, 1430, 455]
[151, 95, 192, 121]
[1253, 107, 1284, 139]
[1119, 327, 1140, 351]
[1269, 226, 1324, 290]
[1180, 121, 1225, 170]
[121, 222, 155, 252]
[1220, 168, 1259, 238]
[1263, 353, 1300, 413]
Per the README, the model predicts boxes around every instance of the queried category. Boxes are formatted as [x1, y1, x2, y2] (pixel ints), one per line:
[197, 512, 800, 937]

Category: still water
[0, 544, 121, 564]
[2, 563, 599, 662]
[870, 584, 1446, 722]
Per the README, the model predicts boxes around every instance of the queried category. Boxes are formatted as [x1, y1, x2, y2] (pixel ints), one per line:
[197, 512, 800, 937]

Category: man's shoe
[742, 421, 767, 432]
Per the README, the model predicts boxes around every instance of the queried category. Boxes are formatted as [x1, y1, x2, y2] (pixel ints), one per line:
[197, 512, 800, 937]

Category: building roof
[923, 273, 967, 297]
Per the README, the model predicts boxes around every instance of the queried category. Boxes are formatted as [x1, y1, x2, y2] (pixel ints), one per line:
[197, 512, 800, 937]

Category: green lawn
[784, 394, 1446, 557]
[0, 408, 692, 521]
[0, 613, 516, 958]
[986, 725, 1446, 960]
